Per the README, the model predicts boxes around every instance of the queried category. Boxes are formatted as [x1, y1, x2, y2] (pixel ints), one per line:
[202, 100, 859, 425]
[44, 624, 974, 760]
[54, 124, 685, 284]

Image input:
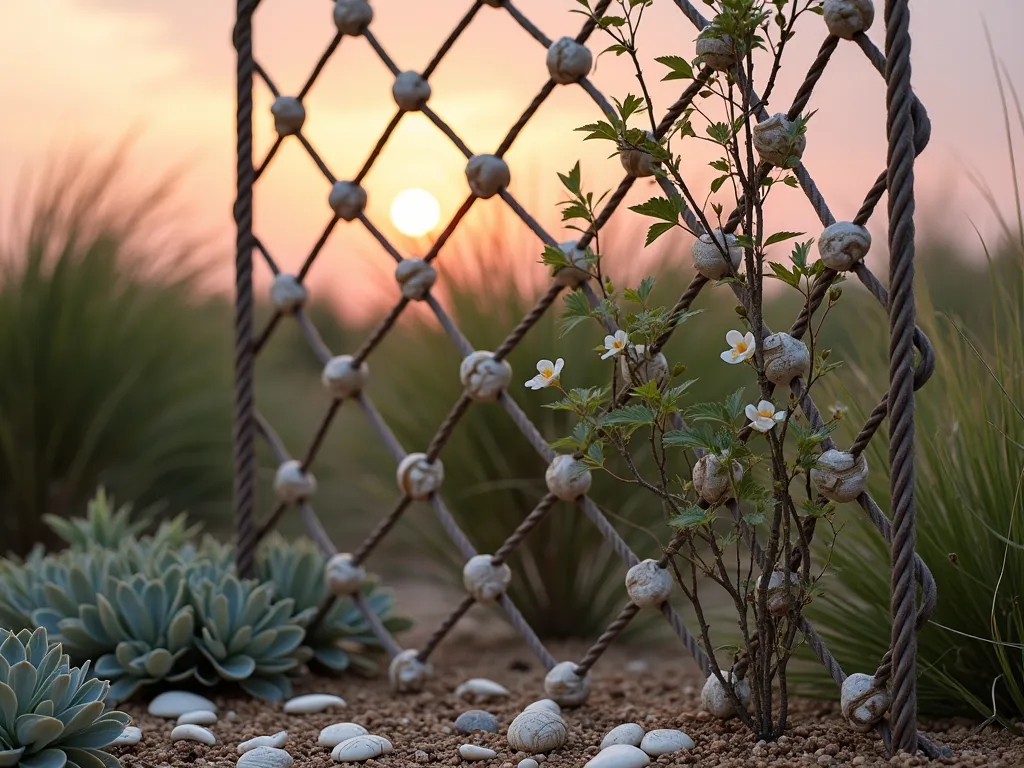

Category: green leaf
[645, 222, 676, 246]
[557, 162, 582, 197]
[669, 506, 712, 529]
[767, 261, 801, 288]
[600, 404, 655, 428]
[655, 55, 694, 81]
[742, 511, 766, 526]
[710, 175, 729, 194]
[629, 196, 680, 223]
[576, 121, 619, 142]
[764, 231, 804, 247]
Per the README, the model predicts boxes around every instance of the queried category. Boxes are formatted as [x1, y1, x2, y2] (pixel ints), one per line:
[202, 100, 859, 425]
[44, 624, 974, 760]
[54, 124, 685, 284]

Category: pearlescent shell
[544, 660, 590, 706]
[322, 355, 368, 399]
[692, 230, 742, 279]
[695, 32, 736, 72]
[506, 709, 568, 754]
[325, 553, 366, 596]
[762, 332, 810, 386]
[823, 0, 874, 39]
[818, 222, 871, 271]
[389, 648, 432, 693]
[600, 723, 645, 750]
[455, 677, 510, 703]
[171, 724, 216, 746]
[545, 455, 592, 502]
[238, 732, 289, 754]
[811, 449, 869, 503]
[396, 453, 445, 499]
[459, 352, 513, 403]
[692, 453, 743, 505]
[625, 559, 672, 608]
[395, 258, 437, 300]
[237, 746, 294, 768]
[841, 673, 889, 731]
[639, 729, 694, 756]
[283, 694, 346, 714]
[318, 723, 368, 748]
[331, 735, 392, 762]
[752, 113, 806, 167]
[619, 345, 669, 387]
[701, 672, 750, 719]
[546, 37, 593, 84]
[466, 155, 510, 199]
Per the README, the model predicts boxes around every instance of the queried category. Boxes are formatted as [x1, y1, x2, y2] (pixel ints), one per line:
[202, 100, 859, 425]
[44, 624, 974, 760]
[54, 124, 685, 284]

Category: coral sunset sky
[2, 0, 1023, 320]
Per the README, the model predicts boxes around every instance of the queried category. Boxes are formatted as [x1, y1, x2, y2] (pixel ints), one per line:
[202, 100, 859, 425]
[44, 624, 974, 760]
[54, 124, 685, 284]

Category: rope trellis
[232, 0, 942, 755]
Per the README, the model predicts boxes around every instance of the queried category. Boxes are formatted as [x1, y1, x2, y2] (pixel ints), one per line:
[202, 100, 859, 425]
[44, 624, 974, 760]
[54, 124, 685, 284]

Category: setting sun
[390, 188, 441, 238]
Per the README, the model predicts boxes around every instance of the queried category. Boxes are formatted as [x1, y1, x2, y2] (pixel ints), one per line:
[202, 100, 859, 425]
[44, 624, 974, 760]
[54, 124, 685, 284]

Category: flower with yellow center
[745, 399, 786, 433]
[525, 358, 565, 390]
[601, 330, 629, 360]
[721, 330, 756, 364]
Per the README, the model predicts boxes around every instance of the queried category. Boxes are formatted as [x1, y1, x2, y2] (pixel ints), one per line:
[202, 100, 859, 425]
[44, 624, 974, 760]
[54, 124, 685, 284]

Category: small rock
[111, 726, 142, 747]
[624, 660, 649, 674]
[601, 724, 645, 750]
[178, 711, 218, 726]
[507, 709, 567, 754]
[171, 724, 216, 746]
[460, 744, 498, 761]
[518, 761, 540, 768]
[640, 730, 694, 757]
[454, 710, 500, 734]
[415, 751, 430, 763]
[284, 694, 346, 714]
[332, 735, 393, 763]
[237, 746, 293, 768]
[585, 744, 651, 768]
[148, 691, 217, 718]
[238, 732, 288, 754]
[228, 710, 238, 719]
[456, 678, 510, 703]
[523, 700, 561, 716]
[319, 723, 369, 747]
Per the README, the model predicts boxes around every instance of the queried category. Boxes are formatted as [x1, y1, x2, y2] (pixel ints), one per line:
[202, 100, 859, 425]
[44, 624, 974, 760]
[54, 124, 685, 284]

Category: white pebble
[586, 744, 651, 767]
[237, 746, 294, 768]
[171, 724, 216, 746]
[523, 699, 561, 716]
[283, 694, 346, 714]
[518, 760, 540, 768]
[601, 723, 645, 749]
[148, 691, 217, 718]
[318, 723, 369, 748]
[639, 729, 694, 756]
[238, 732, 289, 754]
[331, 735, 393, 762]
[111, 726, 142, 747]
[455, 678, 510, 704]
[506, 709, 567, 754]
[459, 744, 498, 761]
[177, 710, 218, 726]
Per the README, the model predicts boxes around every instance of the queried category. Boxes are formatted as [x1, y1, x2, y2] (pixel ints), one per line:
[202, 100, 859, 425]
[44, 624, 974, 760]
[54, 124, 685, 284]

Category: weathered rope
[418, 595, 476, 662]
[423, 3, 485, 79]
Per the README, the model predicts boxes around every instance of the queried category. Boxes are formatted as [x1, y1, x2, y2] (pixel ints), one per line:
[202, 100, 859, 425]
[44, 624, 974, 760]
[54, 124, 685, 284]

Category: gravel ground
[111, 642, 1024, 768]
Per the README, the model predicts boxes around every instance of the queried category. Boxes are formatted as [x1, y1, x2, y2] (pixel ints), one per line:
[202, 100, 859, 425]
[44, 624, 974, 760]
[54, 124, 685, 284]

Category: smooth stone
[506, 709, 567, 754]
[601, 723, 645, 749]
[331, 735, 393, 763]
[586, 744, 651, 768]
[454, 710, 500, 734]
[518, 761, 540, 768]
[237, 746, 293, 768]
[455, 677, 510, 703]
[639, 729, 694, 756]
[283, 694, 346, 714]
[318, 723, 369, 748]
[459, 744, 497, 761]
[148, 691, 217, 718]
[522, 699, 561, 716]
[238, 732, 289, 754]
[171, 724, 216, 746]
[178, 710, 218, 726]
[111, 726, 142, 747]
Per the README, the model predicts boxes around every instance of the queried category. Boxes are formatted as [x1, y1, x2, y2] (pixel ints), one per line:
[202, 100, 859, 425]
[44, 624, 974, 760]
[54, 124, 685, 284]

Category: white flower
[525, 358, 564, 390]
[745, 400, 786, 433]
[721, 330, 756, 364]
[601, 330, 629, 360]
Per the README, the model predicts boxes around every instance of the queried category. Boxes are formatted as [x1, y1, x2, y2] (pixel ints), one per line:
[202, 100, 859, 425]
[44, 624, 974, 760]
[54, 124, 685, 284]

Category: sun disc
[390, 188, 441, 237]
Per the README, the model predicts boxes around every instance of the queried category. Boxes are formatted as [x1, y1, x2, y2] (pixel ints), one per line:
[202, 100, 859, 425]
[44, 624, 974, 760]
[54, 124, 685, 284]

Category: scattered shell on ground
[148, 691, 217, 718]
[331, 734, 393, 763]
[522, 699, 561, 716]
[170, 724, 216, 746]
[586, 744, 651, 767]
[518, 760, 540, 768]
[238, 732, 289, 754]
[506, 709, 568, 754]
[639, 729, 694, 756]
[111, 726, 142, 747]
[283, 694, 346, 714]
[236, 746, 294, 768]
[600, 723, 645, 749]
[177, 710, 218, 726]
[454, 709, 500, 734]
[318, 723, 369, 747]
[459, 744, 498, 761]
[455, 677, 510, 704]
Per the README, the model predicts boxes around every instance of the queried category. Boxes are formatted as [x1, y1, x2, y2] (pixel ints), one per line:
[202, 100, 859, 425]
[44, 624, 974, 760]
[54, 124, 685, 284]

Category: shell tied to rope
[823, 0, 875, 40]
[397, 453, 444, 500]
[462, 554, 512, 603]
[545, 454, 592, 501]
[466, 155, 510, 199]
[544, 661, 590, 706]
[460, 351, 512, 403]
[752, 113, 806, 168]
[271, 96, 305, 136]
[325, 553, 366, 596]
[270, 273, 307, 312]
[333, 0, 373, 35]
[395, 259, 437, 300]
[546, 37, 592, 84]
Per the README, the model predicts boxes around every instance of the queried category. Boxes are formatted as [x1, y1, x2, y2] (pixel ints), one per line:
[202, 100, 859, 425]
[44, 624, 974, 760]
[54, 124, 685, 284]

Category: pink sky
[3, 0, 1023, 321]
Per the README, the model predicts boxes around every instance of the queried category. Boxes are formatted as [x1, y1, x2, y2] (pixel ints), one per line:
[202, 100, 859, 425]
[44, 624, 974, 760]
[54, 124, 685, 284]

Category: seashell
[460, 351, 513, 403]
[545, 454, 592, 502]
[519, 760, 541, 768]
[462, 555, 512, 603]
[332, 0, 373, 36]
[328, 181, 367, 221]
[811, 449, 868, 503]
[171, 724, 216, 746]
[111, 726, 143, 747]
[395, 258, 437, 300]
[546, 37, 593, 84]
[762, 332, 810, 386]
[148, 691, 217, 719]
[238, 732, 289, 754]
[396, 453, 444, 499]
[817, 222, 871, 272]
[271, 96, 305, 136]
[455, 677, 510, 703]
[506, 709, 568, 754]
[752, 113, 807, 168]
[700, 671, 750, 719]
[523, 699, 561, 716]
[823, 0, 874, 39]
[392, 71, 431, 111]
[177, 710, 217, 726]
[325, 553, 366, 596]
[270, 273, 307, 312]
[625, 559, 672, 608]
[619, 345, 669, 387]
[460, 744, 498, 761]
[389, 648, 432, 693]
[466, 155, 511, 199]
[273, 460, 316, 504]
[237, 746, 293, 768]
[586, 744, 651, 767]
[620, 130, 659, 178]
[283, 694, 346, 714]
[841, 672, 889, 731]
[695, 31, 736, 72]
[454, 710, 500, 734]
[318, 723, 368, 748]
[692, 453, 743, 505]
[553, 240, 591, 288]
[331, 735, 392, 763]
[544, 660, 590, 706]
[600, 723, 645, 750]
[322, 355, 368, 399]
[692, 230, 742, 279]
[639, 729, 694, 756]
[757, 569, 801, 616]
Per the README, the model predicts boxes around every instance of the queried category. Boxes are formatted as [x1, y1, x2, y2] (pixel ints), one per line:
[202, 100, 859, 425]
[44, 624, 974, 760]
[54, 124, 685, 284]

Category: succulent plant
[0, 547, 58, 633]
[0, 626, 132, 768]
[189, 573, 306, 701]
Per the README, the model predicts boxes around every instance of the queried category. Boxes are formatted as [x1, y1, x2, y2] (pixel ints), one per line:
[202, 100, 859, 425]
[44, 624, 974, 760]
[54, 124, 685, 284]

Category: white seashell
[171, 724, 216, 746]
[392, 71, 431, 112]
[460, 744, 498, 761]
[619, 345, 669, 387]
[270, 273, 307, 312]
[395, 259, 437, 300]
[238, 732, 289, 754]
[111, 726, 142, 747]
[518, 760, 541, 768]
[466, 155, 510, 199]
[553, 240, 591, 287]
[331, 735, 392, 763]
[389, 648, 432, 693]
[283, 694, 346, 714]
[544, 660, 590, 706]
[177, 710, 217, 726]
[823, 0, 874, 39]
[546, 37, 593, 84]
[273, 460, 316, 504]
[396, 453, 444, 499]
[811, 449, 869, 503]
[148, 691, 217, 718]
[762, 332, 810, 386]
[692, 453, 743, 505]
[271, 96, 305, 136]
[600, 723, 645, 750]
[545, 455, 592, 502]
[523, 699, 561, 716]
[692, 230, 742, 280]
[757, 569, 801, 616]
[333, 0, 372, 36]
[586, 744, 651, 768]
[817, 222, 871, 272]
[701, 671, 750, 719]
[455, 677, 510, 703]
[325, 553, 366, 596]
[639, 729, 694, 756]
[460, 352, 513, 403]
[322, 355, 369, 399]
[620, 130, 659, 178]
[506, 709, 568, 754]
[462, 555, 512, 603]
[237, 746, 294, 768]
[695, 31, 736, 72]
[328, 181, 368, 221]
[752, 113, 807, 168]
[841, 672, 889, 731]
[625, 559, 672, 608]
[318, 723, 369, 748]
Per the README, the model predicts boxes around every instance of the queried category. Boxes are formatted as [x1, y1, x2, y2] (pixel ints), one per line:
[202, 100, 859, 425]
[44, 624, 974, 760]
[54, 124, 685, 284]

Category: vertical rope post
[883, 0, 918, 753]
[233, 0, 260, 579]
